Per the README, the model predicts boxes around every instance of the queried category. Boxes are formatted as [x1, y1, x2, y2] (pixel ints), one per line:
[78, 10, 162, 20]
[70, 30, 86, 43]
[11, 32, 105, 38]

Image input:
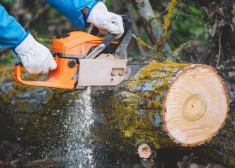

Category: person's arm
[0, 5, 26, 49]
[0, 5, 56, 74]
[45, 0, 124, 38]
[45, 0, 97, 29]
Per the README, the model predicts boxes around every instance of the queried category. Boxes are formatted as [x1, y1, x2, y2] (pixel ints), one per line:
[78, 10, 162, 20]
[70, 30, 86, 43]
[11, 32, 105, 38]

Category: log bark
[94, 61, 228, 145]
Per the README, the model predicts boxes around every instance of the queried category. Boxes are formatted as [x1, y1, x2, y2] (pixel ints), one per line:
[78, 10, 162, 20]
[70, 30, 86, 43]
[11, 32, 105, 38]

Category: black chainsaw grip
[101, 33, 115, 47]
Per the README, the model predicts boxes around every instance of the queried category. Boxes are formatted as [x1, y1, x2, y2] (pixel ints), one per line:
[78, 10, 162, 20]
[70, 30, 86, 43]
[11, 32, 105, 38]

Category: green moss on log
[94, 61, 189, 150]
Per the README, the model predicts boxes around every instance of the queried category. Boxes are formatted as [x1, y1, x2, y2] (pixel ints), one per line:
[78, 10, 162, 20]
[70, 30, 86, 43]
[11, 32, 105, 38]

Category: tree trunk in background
[195, 1, 235, 101]
[128, 0, 172, 56]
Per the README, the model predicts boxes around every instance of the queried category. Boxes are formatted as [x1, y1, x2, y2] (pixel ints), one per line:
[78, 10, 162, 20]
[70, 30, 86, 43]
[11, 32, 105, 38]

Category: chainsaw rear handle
[14, 64, 53, 88]
[14, 62, 77, 89]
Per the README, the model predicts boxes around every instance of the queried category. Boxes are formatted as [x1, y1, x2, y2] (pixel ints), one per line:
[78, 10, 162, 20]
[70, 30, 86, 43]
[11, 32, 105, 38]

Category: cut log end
[163, 65, 229, 146]
[137, 143, 152, 159]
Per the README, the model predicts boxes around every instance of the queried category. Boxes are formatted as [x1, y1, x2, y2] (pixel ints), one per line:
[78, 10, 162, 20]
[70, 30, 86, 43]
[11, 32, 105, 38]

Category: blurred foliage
[165, 2, 209, 62]
[0, 0, 209, 65]
[170, 3, 208, 46]
[1, 0, 14, 4]
[48, 8, 62, 20]
[0, 50, 18, 65]
[105, 0, 113, 8]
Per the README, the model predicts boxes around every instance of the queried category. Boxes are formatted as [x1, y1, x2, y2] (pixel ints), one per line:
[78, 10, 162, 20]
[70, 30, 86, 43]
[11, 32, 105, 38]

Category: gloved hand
[87, 2, 124, 39]
[14, 32, 57, 74]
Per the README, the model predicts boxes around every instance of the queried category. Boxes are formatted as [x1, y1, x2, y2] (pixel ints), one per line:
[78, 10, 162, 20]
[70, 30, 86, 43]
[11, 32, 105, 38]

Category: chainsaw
[14, 16, 144, 89]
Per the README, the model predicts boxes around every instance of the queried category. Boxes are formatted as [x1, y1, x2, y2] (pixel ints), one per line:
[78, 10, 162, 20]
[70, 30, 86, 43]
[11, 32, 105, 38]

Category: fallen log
[92, 60, 233, 166]
[0, 61, 234, 166]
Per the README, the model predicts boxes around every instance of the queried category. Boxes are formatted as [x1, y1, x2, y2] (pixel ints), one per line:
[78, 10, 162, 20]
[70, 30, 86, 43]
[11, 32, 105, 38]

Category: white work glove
[14, 33, 57, 74]
[87, 2, 124, 39]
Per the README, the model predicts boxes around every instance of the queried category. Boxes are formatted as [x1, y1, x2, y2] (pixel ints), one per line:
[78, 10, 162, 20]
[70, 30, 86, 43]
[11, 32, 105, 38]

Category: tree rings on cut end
[163, 65, 229, 146]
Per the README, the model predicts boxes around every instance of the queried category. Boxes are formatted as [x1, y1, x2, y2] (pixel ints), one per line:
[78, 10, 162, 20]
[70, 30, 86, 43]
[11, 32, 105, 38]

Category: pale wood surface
[163, 65, 229, 146]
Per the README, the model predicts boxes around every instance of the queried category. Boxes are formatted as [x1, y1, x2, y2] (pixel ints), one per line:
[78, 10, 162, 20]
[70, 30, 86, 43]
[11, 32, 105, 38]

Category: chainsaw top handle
[101, 33, 116, 47]
[85, 32, 116, 59]
[90, 15, 132, 46]
[99, 14, 133, 47]
[102, 15, 132, 58]
[89, 15, 132, 52]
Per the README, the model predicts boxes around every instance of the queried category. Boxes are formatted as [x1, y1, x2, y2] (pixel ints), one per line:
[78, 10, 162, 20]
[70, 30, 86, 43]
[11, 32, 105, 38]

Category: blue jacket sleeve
[0, 4, 26, 49]
[45, 0, 99, 29]
[0, 1, 99, 49]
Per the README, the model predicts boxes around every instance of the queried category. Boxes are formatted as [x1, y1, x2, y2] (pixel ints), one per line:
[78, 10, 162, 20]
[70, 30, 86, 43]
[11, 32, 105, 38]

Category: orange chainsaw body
[14, 15, 132, 89]
[14, 31, 118, 89]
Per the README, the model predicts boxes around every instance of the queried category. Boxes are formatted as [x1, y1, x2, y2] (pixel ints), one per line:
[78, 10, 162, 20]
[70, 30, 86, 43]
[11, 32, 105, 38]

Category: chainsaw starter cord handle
[101, 33, 115, 47]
